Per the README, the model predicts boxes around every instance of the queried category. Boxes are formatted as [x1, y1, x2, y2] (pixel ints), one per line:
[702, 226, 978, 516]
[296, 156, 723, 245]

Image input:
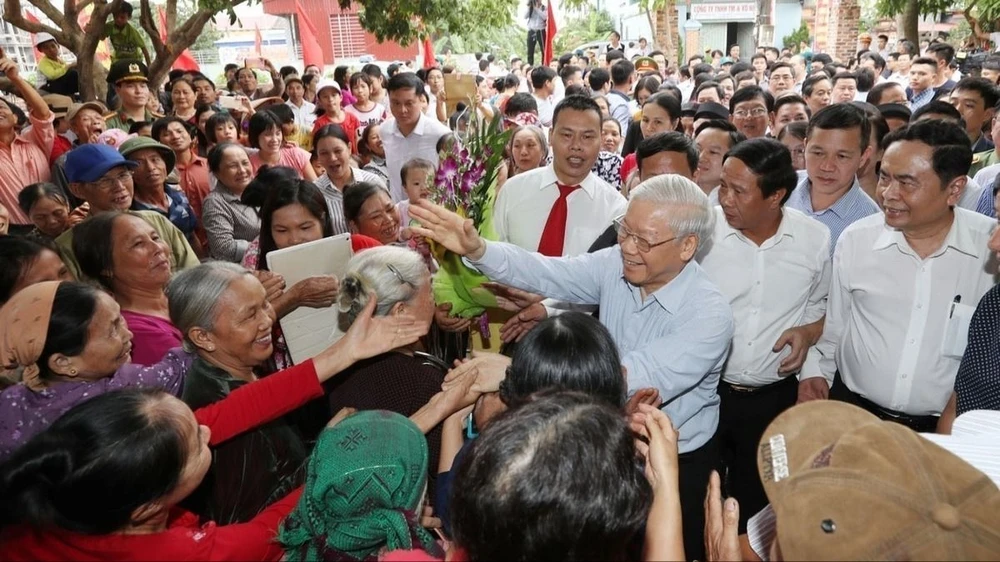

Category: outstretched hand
[409, 200, 486, 259]
[340, 291, 428, 362]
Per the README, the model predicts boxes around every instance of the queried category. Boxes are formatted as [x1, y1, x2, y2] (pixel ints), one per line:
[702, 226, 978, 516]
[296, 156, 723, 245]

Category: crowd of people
[0, 11, 999, 560]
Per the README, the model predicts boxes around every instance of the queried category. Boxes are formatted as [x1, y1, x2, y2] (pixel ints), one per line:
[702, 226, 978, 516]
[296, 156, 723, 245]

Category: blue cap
[64, 143, 138, 183]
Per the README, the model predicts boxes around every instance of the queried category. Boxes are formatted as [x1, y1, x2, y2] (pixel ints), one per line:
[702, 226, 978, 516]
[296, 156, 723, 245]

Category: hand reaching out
[409, 200, 486, 259]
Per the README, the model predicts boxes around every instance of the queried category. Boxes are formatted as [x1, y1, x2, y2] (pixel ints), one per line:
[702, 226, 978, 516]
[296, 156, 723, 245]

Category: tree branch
[138, 0, 166, 57]
[1, 0, 70, 43]
[23, 0, 65, 28]
[166, 0, 177, 33]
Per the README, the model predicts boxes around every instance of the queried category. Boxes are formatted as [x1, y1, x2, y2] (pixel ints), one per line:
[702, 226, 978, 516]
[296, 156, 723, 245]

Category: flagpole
[289, 14, 298, 63]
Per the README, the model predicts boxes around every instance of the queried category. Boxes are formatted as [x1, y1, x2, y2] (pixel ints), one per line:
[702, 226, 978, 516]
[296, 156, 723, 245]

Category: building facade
[261, 0, 417, 64]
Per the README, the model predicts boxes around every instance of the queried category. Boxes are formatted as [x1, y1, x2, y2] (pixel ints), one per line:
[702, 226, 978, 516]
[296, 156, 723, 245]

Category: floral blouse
[0, 348, 193, 461]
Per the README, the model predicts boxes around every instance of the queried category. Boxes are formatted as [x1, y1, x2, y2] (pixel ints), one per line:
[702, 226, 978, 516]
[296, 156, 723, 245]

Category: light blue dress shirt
[471, 242, 735, 453]
[786, 174, 880, 257]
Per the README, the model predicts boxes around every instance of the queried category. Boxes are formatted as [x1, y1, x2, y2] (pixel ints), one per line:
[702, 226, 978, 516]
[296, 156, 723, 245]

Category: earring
[69, 368, 77, 375]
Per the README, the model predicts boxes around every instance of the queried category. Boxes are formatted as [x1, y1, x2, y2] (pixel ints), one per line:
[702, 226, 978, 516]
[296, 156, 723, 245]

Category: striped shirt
[786, 173, 880, 257]
[314, 167, 387, 235]
[202, 183, 261, 262]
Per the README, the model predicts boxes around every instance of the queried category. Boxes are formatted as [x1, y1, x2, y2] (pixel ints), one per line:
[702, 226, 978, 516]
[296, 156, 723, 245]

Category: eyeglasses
[614, 216, 678, 253]
[90, 169, 134, 192]
[733, 108, 769, 119]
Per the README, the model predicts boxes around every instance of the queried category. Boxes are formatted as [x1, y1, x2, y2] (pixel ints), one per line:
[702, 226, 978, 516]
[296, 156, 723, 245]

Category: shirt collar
[721, 209, 795, 248]
[797, 174, 868, 219]
[872, 210, 983, 259]
[385, 113, 429, 138]
[624, 253, 700, 314]
[539, 165, 598, 199]
[175, 155, 207, 171]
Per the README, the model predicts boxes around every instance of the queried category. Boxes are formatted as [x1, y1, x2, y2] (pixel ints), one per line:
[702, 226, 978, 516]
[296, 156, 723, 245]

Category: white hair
[628, 174, 715, 252]
[338, 246, 429, 327]
[166, 261, 254, 351]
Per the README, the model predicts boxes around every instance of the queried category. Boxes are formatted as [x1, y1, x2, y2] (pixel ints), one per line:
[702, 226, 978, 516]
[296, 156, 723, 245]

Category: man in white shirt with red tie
[803, 119, 998, 432]
[492, 95, 627, 330]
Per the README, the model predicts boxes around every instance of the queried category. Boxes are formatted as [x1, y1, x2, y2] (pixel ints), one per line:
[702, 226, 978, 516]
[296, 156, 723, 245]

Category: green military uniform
[970, 150, 999, 179]
[105, 60, 161, 132]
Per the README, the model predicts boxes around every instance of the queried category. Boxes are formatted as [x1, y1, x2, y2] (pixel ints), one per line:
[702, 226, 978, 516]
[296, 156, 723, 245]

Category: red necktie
[537, 183, 580, 257]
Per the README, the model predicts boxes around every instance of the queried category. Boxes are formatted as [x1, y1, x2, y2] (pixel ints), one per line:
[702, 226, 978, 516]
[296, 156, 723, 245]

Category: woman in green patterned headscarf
[279, 409, 442, 561]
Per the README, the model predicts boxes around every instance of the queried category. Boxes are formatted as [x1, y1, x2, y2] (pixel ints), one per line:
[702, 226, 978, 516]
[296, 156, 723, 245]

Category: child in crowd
[397, 158, 435, 238]
[205, 112, 241, 148]
[345, 72, 387, 129]
[34, 34, 78, 98]
[101, 1, 151, 66]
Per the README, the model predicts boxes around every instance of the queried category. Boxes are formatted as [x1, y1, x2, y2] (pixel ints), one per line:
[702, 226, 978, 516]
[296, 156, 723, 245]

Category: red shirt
[50, 134, 73, 164]
[1, 360, 324, 561]
[313, 111, 360, 153]
[620, 152, 637, 185]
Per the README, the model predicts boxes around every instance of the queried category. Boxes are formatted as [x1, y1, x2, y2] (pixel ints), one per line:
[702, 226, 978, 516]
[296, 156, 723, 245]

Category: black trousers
[830, 372, 939, 433]
[717, 376, 798, 533]
[678, 435, 719, 561]
[527, 29, 545, 66]
[44, 69, 79, 98]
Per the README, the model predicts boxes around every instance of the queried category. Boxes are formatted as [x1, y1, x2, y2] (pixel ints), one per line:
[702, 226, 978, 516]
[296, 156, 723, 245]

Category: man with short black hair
[698, 137, 831, 534]
[859, 51, 886, 83]
[907, 57, 939, 110]
[530, 66, 557, 126]
[608, 59, 636, 136]
[729, 86, 774, 139]
[831, 71, 859, 103]
[751, 53, 768, 83]
[926, 42, 958, 93]
[804, 120, 997, 432]
[730, 44, 741, 60]
[767, 62, 795, 97]
[587, 67, 611, 94]
[786, 103, 879, 253]
[635, 131, 699, 181]
[381, 73, 451, 202]
[694, 120, 746, 200]
[949, 77, 998, 152]
[770, 93, 809, 138]
[877, 34, 890, 57]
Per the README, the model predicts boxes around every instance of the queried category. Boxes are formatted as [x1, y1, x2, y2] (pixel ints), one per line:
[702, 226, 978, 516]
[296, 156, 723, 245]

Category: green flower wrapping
[427, 111, 512, 320]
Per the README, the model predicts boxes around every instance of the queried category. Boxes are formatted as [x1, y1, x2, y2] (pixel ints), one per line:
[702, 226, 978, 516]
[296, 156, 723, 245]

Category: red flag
[158, 6, 200, 71]
[295, 0, 323, 67]
[25, 11, 40, 52]
[422, 36, 436, 68]
[543, 1, 556, 66]
[254, 25, 263, 55]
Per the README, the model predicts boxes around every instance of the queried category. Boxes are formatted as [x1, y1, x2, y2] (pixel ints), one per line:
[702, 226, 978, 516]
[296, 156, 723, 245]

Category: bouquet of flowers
[425, 110, 513, 330]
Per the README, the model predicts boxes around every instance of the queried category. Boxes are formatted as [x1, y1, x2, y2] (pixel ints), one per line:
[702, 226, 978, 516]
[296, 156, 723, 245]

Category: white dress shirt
[493, 165, 627, 256]
[698, 207, 832, 387]
[286, 99, 317, 131]
[958, 175, 985, 211]
[809, 208, 998, 415]
[381, 113, 451, 203]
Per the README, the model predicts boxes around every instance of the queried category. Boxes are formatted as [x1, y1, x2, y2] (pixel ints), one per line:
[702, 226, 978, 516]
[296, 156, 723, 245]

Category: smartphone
[218, 95, 241, 110]
[245, 57, 267, 70]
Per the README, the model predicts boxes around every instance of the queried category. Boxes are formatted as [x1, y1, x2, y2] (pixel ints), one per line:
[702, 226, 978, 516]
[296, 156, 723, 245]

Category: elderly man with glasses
[410, 174, 734, 562]
[55, 143, 199, 279]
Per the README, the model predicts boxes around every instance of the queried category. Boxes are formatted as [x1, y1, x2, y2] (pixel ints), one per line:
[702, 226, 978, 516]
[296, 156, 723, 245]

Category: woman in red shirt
[0, 295, 426, 561]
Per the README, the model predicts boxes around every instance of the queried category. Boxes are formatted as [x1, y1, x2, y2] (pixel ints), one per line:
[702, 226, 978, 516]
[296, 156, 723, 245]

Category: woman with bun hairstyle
[324, 246, 447, 491]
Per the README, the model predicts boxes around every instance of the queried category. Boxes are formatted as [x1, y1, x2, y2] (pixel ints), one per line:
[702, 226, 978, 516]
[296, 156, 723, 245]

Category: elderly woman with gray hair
[324, 245, 448, 492]
[411, 174, 735, 561]
[165, 261, 427, 524]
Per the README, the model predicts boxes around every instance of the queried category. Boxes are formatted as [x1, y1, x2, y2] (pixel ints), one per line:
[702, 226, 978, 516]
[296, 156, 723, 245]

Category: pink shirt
[248, 146, 313, 179]
[0, 112, 55, 225]
[121, 309, 183, 366]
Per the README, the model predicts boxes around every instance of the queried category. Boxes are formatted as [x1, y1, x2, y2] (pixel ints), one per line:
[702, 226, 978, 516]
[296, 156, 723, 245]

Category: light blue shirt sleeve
[470, 241, 611, 305]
